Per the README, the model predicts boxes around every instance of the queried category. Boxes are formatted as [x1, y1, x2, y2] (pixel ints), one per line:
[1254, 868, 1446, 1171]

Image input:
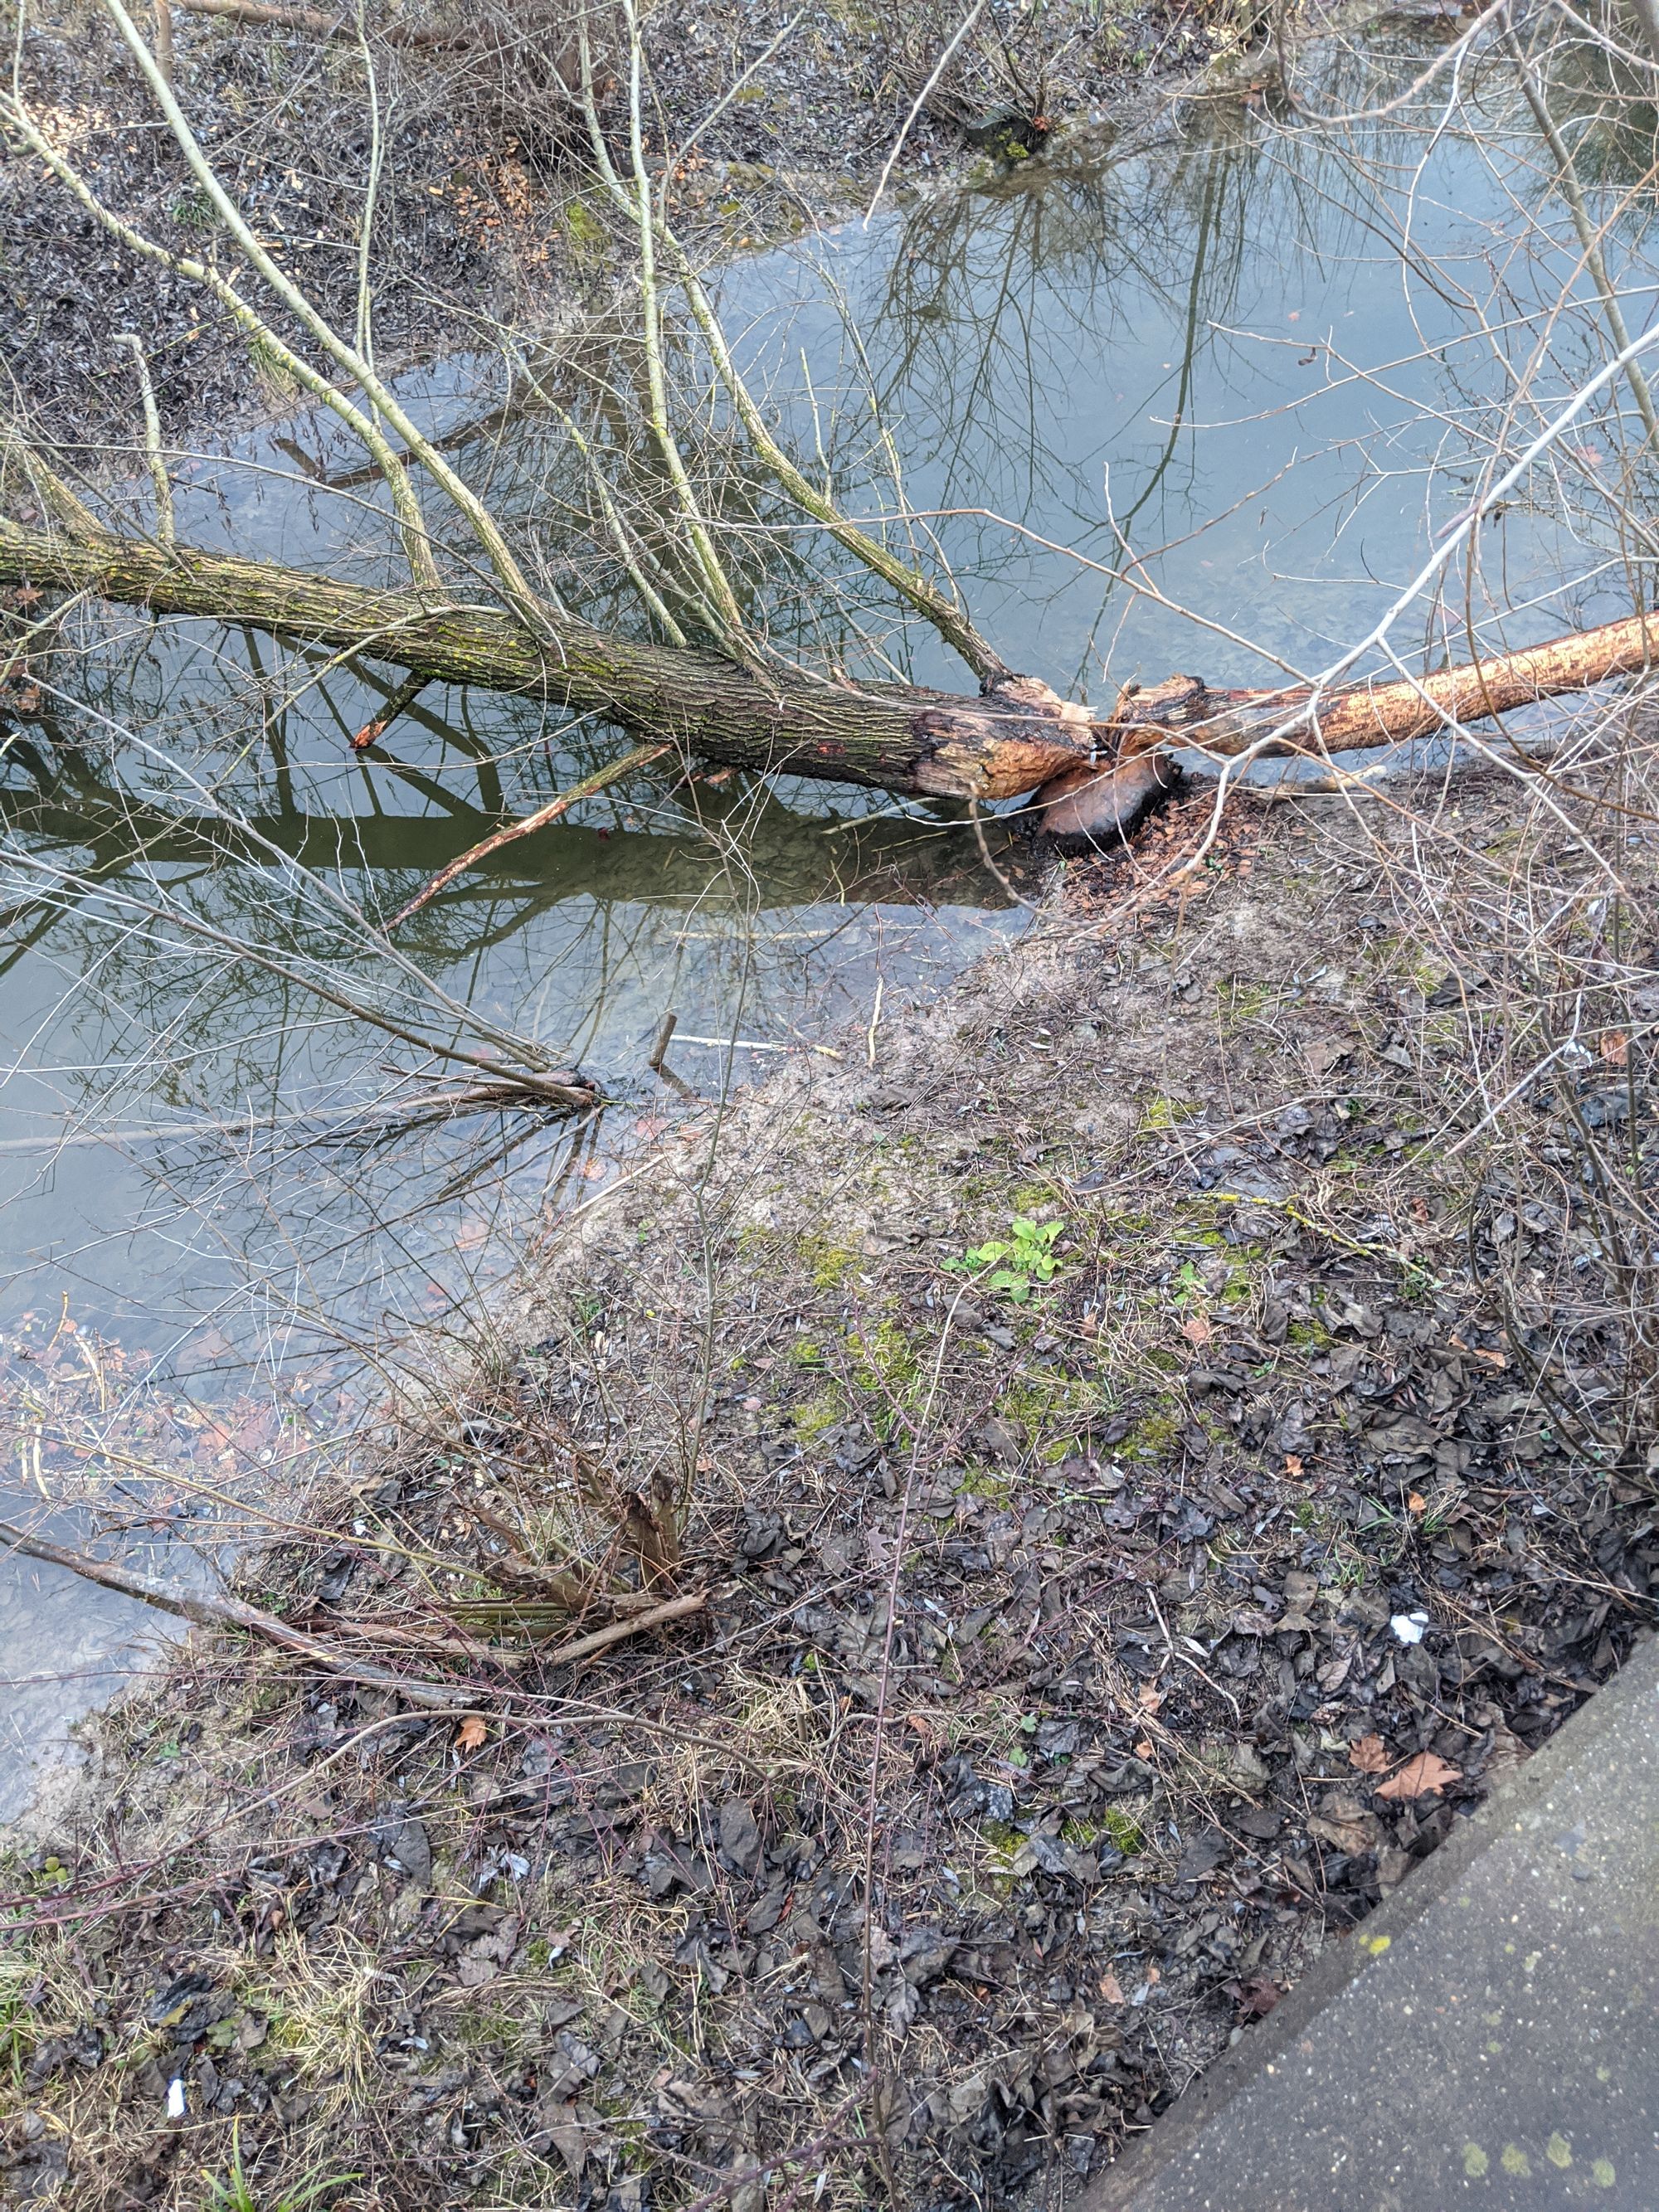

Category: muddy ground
[3, 0, 1216, 445]
[3, 769, 1655, 2210]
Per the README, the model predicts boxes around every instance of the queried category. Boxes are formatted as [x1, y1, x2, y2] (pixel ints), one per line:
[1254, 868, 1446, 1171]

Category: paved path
[1082, 1636, 1659, 2210]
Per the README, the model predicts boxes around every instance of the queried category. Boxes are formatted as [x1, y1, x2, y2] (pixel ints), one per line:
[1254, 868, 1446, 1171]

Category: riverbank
[4, 0, 1217, 442]
[5, 761, 1655, 2210]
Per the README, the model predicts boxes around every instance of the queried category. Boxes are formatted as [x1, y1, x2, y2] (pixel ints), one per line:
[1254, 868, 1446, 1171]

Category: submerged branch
[384, 740, 673, 927]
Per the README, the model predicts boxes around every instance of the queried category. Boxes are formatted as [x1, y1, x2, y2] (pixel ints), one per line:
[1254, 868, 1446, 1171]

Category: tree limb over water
[4, 516, 1655, 842]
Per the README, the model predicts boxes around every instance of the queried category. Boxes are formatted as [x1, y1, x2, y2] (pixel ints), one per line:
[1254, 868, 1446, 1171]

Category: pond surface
[2, 16, 1651, 1813]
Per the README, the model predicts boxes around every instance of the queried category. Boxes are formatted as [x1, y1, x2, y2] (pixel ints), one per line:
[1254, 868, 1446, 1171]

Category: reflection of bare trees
[0, 717, 1003, 921]
[7, 4, 1659, 1359]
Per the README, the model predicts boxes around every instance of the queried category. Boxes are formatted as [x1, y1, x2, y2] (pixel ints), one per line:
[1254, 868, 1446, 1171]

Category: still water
[1, 17, 1650, 1811]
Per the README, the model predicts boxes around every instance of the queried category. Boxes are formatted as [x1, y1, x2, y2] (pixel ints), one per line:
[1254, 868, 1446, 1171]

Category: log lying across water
[3, 519, 1653, 836]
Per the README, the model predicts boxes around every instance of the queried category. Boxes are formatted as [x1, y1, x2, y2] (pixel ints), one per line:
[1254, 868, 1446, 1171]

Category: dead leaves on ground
[1375, 1751, 1462, 1801]
[1348, 1734, 1462, 1801]
[1348, 1734, 1389, 1774]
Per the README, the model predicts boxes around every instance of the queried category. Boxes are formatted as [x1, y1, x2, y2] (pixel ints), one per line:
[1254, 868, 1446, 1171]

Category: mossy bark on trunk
[5, 520, 1654, 814]
[0, 521, 1091, 798]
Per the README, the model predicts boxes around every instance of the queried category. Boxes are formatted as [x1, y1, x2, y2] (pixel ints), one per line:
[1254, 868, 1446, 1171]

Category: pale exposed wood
[536, 1590, 708, 1665]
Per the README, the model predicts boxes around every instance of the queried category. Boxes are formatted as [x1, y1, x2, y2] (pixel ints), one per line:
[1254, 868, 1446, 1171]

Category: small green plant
[564, 197, 608, 256]
[0, 1951, 35, 2088]
[170, 187, 217, 231]
[947, 1216, 1065, 1302]
[203, 2123, 357, 2211]
[1170, 1258, 1206, 1308]
[1101, 1807, 1146, 1855]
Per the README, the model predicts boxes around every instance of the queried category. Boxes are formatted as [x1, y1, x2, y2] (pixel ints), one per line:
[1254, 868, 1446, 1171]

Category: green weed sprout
[946, 1216, 1065, 1302]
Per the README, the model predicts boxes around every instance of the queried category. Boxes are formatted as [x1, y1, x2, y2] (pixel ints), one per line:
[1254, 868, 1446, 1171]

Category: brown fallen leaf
[1307, 1798, 1385, 1855]
[1283, 1453, 1305, 1477]
[1182, 1315, 1213, 1345]
[544, 2103, 587, 2179]
[455, 1714, 488, 1753]
[1348, 1734, 1389, 1775]
[1375, 1751, 1461, 1801]
[1602, 1030, 1629, 1066]
[1232, 1973, 1282, 2020]
[1097, 1968, 1125, 2005]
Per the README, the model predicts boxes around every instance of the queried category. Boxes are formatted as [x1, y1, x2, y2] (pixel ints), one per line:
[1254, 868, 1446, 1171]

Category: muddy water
[1, 20, 1650, 1813]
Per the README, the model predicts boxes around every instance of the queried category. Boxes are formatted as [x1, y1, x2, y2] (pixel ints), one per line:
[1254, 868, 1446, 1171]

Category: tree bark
[0, 519, 1091, 797]
[4, 519, 1655, 822]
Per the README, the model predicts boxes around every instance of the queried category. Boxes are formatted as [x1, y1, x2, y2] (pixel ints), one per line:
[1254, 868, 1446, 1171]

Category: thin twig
[858, 1287, 969, 2194]
[537, 1590, 708, 1665]
[151, 0, 174, 85]
[114, 335, 174, 546]
[969, 794, 1041, 911]
[0, 1519, 484, 1714]
[864, 0, 985, 225]
[1507, 27, 1659, 455]
[384, 741, 672, 928]
[351, 669, 429, 750]
[648, 1008, 700, 1100]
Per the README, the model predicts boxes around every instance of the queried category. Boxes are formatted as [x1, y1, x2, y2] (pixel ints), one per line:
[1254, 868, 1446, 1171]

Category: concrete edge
[1074, 1631, 1659, 2211]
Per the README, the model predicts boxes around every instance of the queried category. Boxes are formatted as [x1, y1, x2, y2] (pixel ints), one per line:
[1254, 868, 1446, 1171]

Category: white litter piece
[166, 2078, 186, 2119]
[1390, 1612, 1428, 1645]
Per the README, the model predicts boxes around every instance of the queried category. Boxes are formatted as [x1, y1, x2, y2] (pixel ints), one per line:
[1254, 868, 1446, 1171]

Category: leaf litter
[2, 783, 1657, 2209]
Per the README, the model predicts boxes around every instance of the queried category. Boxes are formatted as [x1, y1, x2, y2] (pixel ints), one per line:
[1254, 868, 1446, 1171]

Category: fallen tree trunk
[5, 519, 1654, 831]
[0, 520, 1086, 798]
[165, 0, 576, 51]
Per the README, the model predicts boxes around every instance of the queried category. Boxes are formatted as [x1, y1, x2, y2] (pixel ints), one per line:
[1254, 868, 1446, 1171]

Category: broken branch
[0, 1519, 484, 1713]
[536, 1590, 708, 1665]
[384, 740, 672, 928]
